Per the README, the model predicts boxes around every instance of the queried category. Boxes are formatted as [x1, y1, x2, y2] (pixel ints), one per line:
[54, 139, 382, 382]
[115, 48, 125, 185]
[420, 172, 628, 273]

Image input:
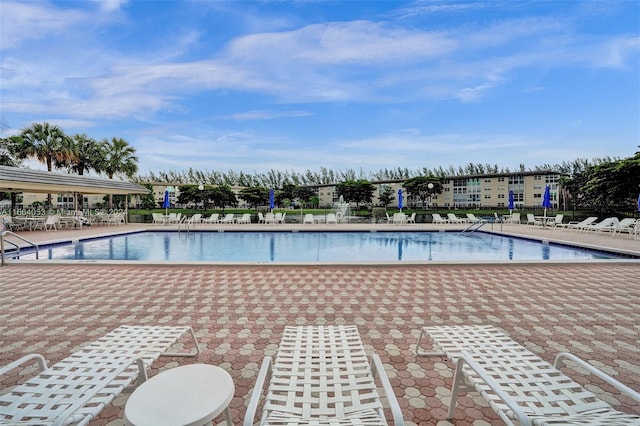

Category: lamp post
[198, 184, 204, 212]
[427, 182, 434, 210]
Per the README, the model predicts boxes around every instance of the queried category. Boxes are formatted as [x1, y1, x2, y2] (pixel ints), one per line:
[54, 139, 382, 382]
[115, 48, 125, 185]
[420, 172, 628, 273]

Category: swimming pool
[24, 231, 625, 262]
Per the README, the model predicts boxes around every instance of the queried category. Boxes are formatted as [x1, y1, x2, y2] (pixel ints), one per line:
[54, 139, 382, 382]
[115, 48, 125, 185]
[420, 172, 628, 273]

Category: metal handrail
[1, 230, 39, 265]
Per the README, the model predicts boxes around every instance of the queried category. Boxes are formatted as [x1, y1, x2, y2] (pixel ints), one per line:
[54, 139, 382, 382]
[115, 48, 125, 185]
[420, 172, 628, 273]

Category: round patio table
[124, 364, 234, 426]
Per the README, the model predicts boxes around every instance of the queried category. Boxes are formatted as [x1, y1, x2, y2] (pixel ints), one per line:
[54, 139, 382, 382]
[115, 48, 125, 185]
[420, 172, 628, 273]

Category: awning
[0, 165, 149, 195]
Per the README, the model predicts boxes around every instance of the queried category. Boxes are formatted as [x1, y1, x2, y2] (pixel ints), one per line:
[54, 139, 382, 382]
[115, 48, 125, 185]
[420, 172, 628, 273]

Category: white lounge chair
[550, 213, 564, 227]
[203, 213, 220, 224]
[303, 213, 314, 224]
[257, 212, 265, 224]
[185, 213, 202, 225]
[277, 212, 286, 223]
[244, 325, 404, 426]
[264, 212, 275, 224]
[432, 213, 447, 224]
[466, 213, 486, 223]
[612, 218, 637, 237]
[505, 212, 520, 224]
[0, 325, 201, 426]
[526, 213, 543, 226]
[152, 213, 165, 225]
[563, 216, 597, 231]
[237, 213, 251, 224]
[406, 212, 416, 224]
[220, 213, 236, 224]
[326, 213, 337, 224]
[415, 325, 640, 425]
[447, 213, 467, 223]
[582, 217, 617, 234]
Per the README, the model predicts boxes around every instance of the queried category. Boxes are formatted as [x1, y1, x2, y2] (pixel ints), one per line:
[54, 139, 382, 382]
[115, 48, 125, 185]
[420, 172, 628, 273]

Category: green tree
[295, 186, 316, 207]
[207, 185, 237, 211]
[335, 179, 375, 209]
[238, 186, 269, 209]
[13, 122, 70, 206]
[583, 149, 640, 209]
[378, 185, 394, 208]
[139, 183, 156, 209]
[403, 176, 442, 209]
[99, 137, 139, 208]
[0, 136, 21, 167]
[62, 133, 103, 209]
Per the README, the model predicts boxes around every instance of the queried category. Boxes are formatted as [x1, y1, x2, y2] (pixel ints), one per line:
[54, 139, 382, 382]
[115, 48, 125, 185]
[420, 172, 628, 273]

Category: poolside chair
[277, 212, 286, 223]
[203, 213, 220, 224]
[152, 213, 165, 225]
[582, 217, 617, 234]
[406, 212, 416, 224]
[551, 213, 564, 227]
[264, 212, 275, 224]
[326, 213, 338, 224]
[185, 213, 202, 225]
[303, 213, 314, 224]
[0, 325, 201, 426]
[526, 213, 542, 226]
[563, 216, 597, 231]
[447, 213, 466, 223]
[505, 212, 520, 224]
[415, 325, 640, 425]
[257, 212, 266, 224]
[431, 213, 447, 224]
[612, 218, 637, 238]
[244, 325, 404, 426]
[43, 215, 59, 231]
[466, 213, 486, 223]
[237, 213, 251, 224]
[221, 213, 236, 224]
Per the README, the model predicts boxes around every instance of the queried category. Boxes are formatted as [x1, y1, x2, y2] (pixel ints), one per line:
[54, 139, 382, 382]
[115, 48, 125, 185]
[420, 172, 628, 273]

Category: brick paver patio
[1, 224, 639, 425]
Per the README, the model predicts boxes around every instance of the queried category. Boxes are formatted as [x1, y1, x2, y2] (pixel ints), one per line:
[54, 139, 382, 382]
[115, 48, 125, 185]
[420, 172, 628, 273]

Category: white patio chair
[203, 213, 220, 224]
[237, 213, 251, 224]
[415, 325, 640, 425]
[220, 213, 235, 224]
[326, 213, 337, 224]
[152, 213, 165, 225]
[611, 218, 635, 237]
[447, 213, 467, 223]
[303, 213, 314, 224]
[406, 212, 416, 224]
[466, 213, 485, 223]
[244, 325, 404, 426]
[432, 213, 447, 224]
[563, 216, 598, 231]
[44, 215, 60, 231]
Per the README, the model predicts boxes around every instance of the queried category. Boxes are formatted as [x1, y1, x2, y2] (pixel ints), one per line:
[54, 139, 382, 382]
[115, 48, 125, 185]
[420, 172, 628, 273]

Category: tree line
[1, 122, 639, 212]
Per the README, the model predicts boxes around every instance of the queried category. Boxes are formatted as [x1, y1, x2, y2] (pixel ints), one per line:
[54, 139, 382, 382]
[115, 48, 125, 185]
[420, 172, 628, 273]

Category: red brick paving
[1, 263, 639, 425]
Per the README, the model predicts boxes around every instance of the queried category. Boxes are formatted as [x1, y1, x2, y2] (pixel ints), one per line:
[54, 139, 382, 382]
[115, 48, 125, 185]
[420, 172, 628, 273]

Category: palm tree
[66, 134, 102, 175]
[99, 137, 139, 208]
[16, 122, 70, 206]
[62, 133, 102, 209]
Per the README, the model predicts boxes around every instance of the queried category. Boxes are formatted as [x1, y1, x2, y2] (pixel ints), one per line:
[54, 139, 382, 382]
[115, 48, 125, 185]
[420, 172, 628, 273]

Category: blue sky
[1, 0, 639, 177]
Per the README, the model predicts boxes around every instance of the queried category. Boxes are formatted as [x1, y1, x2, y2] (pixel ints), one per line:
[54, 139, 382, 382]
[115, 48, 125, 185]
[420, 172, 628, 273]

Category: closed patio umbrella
[508, 190, 514, 214]
[398, 189, 403, 211]
[542, 185, 552, 223]
[162, 190, 170, 215]
[269, 189, 275, 212]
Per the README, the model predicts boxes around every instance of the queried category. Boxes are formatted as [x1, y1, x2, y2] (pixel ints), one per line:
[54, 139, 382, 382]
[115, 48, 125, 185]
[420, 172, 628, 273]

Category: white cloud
[0, 1, 86, 49]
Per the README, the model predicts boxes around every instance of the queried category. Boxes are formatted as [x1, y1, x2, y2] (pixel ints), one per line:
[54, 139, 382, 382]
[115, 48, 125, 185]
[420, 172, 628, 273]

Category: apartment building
[312, 171, 565, 209]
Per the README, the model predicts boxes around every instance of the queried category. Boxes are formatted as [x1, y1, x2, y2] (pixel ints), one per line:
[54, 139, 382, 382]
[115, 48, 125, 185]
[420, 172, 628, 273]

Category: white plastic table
[124, 364, 234, 426]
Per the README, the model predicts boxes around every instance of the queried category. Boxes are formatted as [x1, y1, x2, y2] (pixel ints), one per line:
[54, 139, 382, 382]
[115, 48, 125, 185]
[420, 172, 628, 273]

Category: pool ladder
[1, 230, 39, 266]
[462, 222, 486, 233]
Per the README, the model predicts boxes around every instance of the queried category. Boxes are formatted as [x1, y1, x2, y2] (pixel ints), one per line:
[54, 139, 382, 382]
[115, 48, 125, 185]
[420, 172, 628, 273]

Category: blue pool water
[28, 231, 623, 262]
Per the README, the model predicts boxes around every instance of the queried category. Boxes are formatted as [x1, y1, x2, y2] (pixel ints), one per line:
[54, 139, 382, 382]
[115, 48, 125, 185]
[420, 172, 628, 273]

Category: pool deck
[1, 222, 639, 425]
